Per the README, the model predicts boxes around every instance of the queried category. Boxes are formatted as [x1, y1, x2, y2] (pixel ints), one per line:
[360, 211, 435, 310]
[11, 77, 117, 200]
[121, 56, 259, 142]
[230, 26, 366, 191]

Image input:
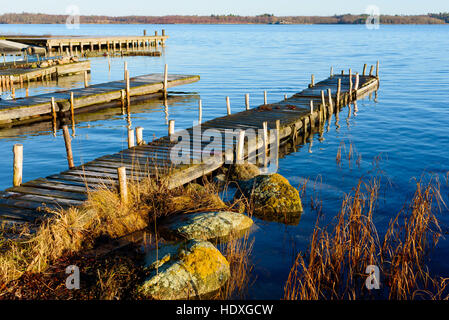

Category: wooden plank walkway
[0, 68, 379, 225]
[0, 73, 200, 126]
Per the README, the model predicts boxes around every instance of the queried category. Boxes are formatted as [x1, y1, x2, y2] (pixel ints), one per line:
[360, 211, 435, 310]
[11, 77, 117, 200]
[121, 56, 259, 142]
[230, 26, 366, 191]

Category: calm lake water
[1, 24, 449, 299]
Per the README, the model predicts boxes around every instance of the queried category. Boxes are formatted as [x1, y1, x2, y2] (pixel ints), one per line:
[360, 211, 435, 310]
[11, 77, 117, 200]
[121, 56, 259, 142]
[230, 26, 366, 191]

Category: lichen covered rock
[159, 211, 253, 241]
[139, 240, 230, 300]
[236, 173, 302, 224]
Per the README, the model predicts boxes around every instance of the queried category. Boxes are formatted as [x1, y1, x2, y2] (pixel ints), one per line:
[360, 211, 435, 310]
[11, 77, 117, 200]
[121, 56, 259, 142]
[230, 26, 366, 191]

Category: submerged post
[62, 125, 75, 169]
[136, 126, 144, 145]
[226, 96, 231, 115]
[245, 93, 250, 110]
[13, 144, 23, 187]
[117, 167, 128, 205]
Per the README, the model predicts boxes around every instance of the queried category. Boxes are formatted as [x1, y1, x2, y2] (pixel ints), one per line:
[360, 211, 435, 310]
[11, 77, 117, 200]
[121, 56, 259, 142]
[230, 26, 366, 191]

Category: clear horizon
[0, 0, 448, 17]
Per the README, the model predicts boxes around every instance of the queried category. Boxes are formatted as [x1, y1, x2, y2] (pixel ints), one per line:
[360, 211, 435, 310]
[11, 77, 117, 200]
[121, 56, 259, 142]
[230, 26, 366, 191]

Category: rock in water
[229, 163, 260, 181]
[139, 240, 230, 300]
[236, 173, 302, 224]
[160, 211, 253, 241]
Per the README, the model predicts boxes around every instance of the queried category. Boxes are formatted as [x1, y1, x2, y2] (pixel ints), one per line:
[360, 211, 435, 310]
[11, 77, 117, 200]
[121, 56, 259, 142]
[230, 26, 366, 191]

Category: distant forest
[0, 12, 448, 25]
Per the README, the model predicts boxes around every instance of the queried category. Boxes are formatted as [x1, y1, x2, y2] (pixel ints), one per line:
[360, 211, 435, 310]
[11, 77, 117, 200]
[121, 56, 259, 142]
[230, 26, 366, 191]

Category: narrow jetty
[0, 65, 379, 225]
[0, 73, 200, 126]
[4, 32, 168, 55]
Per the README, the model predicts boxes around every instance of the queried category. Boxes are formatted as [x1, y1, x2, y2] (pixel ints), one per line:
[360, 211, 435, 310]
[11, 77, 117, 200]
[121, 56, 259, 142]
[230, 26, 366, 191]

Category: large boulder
[159, 211, 253, 241]
[139, 240, 230, 300]
[236, 173, 302, 224]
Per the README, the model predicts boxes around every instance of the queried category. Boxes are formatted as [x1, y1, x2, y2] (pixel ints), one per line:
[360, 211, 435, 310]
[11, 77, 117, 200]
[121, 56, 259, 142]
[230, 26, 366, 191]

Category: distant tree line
[0, 12, 447, 25]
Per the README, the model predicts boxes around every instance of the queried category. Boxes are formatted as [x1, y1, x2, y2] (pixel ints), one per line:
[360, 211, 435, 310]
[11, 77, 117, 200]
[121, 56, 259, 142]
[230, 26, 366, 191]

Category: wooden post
[349, 69, 353, 94]
[363, 64, 367, 76]
[226, 96, 231, 115]
[264, 90, 267, 105]
[70, 92, 75, 134]
[168, 120, 175, 142]
[13, 144, 23, 187]
[327, 89, 333, 112]
[245, 93, 250, 110]
[125, 70, 131, 107]
[369, 65, 374, 76]
[198, 99, 202, 124]
[354, 73, 360, 91]
[284, 94, 287, 100]
[136, 127, 143, 145]
[51, 97, 57, 124]
[128, 128, 135, 148]
[321, 90, 326, 111]
[275, 120, 280, 166]
[336, 78, 341, 107]
[11, 88, 15, 99]
[376, 60, 380, 78]
[124, 61, 127, 80]
[262, 121, 268, 156]
[163, 64, 168, 98]
[84, 71, 88, 87]
[62, 125, 75, 169]
[236, 130, 245, 162]
[107, 53, 111, 71]
[310, 100, 314, 113]
[26, 87, 29, 97]
[117, 167, 128, 205]
[330, 66, 334, 78]
[310, 74, 315, 87]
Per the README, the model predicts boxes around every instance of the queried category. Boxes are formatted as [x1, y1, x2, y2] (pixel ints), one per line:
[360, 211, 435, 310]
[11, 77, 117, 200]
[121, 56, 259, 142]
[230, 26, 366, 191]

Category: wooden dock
[0, 66, 379, 225]
[0, 73, 200, 126]
[4, 32, 168, 55]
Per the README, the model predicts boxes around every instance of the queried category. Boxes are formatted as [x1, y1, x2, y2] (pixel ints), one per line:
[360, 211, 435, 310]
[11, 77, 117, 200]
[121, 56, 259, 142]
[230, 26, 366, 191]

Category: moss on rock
[236, 173, 302, 224]
[139, 240, 230, 300]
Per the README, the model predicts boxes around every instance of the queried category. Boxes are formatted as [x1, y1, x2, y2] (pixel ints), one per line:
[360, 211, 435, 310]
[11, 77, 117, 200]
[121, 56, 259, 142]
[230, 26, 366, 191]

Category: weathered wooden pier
[0, 72, 200, 126]
[4, 31, 168, 55]
[0, 64, 380, 225]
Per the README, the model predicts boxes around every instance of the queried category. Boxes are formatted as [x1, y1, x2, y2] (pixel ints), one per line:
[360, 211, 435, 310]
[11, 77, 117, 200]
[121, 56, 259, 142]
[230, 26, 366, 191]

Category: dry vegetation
[284, 177, 448, 300]
[0, 174, 230, 296]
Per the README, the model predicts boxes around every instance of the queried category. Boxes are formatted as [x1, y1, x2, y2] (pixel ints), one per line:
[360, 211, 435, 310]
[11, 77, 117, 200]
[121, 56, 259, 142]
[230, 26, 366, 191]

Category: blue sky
[1, 0, 448, 16]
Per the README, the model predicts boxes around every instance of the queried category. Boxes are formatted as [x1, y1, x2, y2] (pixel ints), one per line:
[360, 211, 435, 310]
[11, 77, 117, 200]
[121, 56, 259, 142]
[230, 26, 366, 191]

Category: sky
[1, 0, 448, 16]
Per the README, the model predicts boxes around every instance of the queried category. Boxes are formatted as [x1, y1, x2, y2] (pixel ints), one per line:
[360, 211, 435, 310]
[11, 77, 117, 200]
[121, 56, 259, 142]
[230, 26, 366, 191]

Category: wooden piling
[51, 97, 57, 124]
[284, 94, 287, 100]
[262, 121, 268, 157]
[236, 130, 245, 163]
[226, 96, 231, 115]
[11, 88, 15, 99]
[62, 125, 75, 169]
[128, 129, 135, 148]
[70, 92, 75, 133]
[163, 64, 168, 98]
[321, 90, 326, 112]
[13, 144, 23, 187]
[311, 74, 315, 87]
[363, 64, 367, 76]
[369, 65, 374, 76]
[310, 100, 314, 113]
[327, 89, 333, 113]
[125, 70, 131, 107]
[355, 73, 360, 91]
[124, 61, 127, 80]
[245, 94, 250, 110]
[264, 90, 267, 105]
[168, 120, 175, 141]
[336, 78, 341, 107]
[198, 100, 202, 124]
[330, 66, 334, 78]
[376, 60, 380, 78]
[84, 71, 88, 87]
[117, 167, 128, 205]
[26, 87, 29, 97]
[136, 127, 143, 145]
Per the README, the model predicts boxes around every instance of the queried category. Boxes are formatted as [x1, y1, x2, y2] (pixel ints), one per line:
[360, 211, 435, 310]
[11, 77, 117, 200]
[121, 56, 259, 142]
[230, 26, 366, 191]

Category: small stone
[139, 240, 230, 300]
[159, 211, 253, 241]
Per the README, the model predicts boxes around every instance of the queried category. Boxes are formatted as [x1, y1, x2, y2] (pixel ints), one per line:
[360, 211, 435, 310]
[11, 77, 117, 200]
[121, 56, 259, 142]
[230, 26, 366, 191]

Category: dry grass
[215, 232, 255, 299]
[284, 177, 447, 300]
[0, 173, 230, 289]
